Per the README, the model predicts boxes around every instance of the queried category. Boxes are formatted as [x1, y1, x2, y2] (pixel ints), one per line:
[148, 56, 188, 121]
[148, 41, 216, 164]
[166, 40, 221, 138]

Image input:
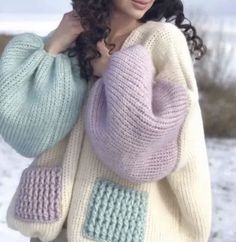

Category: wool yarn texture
[2, 20, 212, 242]
[84, 44, 190, 183]
[0, 32, 88, 157]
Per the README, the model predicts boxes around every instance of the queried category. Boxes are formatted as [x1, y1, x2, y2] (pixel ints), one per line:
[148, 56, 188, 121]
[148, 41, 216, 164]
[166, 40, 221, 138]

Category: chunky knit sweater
[4, 20, 212, 242]
[0, 31, 88, 157]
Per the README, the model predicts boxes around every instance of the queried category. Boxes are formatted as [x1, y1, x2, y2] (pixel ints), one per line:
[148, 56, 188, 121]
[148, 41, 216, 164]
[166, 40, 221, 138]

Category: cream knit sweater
[6, 20, 212, 242]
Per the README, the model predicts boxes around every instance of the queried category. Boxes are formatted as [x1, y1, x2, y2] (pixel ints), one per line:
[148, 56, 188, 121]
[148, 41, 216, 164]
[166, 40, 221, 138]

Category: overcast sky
[0, 0, 235, 16]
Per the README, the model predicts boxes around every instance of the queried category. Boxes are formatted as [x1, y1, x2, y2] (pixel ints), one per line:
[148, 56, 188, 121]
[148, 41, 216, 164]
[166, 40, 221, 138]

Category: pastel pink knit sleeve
[84, 44, 190, 184]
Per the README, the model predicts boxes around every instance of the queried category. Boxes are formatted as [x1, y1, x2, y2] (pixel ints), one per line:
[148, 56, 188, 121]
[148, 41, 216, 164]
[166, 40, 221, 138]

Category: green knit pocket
[82, 177, 148, 242]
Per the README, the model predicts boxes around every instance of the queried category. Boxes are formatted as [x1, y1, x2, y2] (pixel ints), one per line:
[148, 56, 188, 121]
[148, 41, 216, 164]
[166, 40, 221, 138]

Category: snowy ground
[0, 136, 235, 242]
[206, 138, 236, 241]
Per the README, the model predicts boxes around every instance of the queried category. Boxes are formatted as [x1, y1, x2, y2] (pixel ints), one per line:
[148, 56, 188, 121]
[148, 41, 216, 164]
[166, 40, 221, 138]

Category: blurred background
[0, 0, 235, 241]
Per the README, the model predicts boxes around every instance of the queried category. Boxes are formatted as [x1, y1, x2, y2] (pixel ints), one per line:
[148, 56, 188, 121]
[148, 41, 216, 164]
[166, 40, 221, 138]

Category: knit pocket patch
[82, 177, 148, 242]
[15, 166, 62, 222]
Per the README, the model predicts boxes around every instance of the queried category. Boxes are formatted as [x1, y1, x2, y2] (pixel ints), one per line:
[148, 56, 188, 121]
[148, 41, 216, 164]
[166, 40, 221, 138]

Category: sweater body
[66, 89, 211, 242]
[68, 20, 212, 241]
[6, 20, 212, 242]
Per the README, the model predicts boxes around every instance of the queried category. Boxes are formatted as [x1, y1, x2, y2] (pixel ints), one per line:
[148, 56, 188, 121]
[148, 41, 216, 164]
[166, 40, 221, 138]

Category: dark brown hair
[67, 0, 207, 82]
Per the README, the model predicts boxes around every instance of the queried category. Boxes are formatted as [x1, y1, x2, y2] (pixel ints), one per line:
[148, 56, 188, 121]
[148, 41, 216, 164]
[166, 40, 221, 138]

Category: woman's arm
[0, 30, 87, 158]
[84, 23, 198, 184]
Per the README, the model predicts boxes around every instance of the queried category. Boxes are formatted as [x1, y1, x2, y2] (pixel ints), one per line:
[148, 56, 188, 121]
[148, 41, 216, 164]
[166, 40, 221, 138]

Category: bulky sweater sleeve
[84, 22, 198, 184]
[0, 31, 88, 158]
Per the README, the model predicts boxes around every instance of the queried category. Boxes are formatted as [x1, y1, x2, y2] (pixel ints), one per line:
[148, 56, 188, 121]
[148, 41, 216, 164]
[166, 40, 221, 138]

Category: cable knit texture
[82, 177, 148, 242]
[15, 166, 62, 222]
[0, 32, 88, 158]
[84, 44, 189, 183]
[5, 20, 212, 242]
[7, 112, 85, 241]
[2, 31, 86, 239]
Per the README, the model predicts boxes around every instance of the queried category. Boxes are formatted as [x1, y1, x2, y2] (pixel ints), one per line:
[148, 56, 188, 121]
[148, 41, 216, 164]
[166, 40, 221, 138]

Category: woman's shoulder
[143, 20, 186, 44]
[139, 20, 191, 63]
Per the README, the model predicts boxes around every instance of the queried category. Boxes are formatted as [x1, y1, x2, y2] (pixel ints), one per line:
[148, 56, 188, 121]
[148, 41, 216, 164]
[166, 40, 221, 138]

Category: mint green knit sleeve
[0, 31, 88, 158]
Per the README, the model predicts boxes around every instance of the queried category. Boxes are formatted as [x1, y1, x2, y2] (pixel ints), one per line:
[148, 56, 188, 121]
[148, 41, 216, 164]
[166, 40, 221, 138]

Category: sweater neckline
[89, 20, 156, 85]
[119, 20, 155, 51]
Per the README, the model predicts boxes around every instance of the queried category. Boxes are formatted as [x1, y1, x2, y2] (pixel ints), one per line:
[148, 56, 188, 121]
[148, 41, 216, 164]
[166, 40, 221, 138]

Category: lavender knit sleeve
[84, 44, 189, 184]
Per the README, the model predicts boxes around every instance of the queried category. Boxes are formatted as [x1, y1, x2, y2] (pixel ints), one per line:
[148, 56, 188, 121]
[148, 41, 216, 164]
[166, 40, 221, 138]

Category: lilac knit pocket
[15, 166, 62, 223]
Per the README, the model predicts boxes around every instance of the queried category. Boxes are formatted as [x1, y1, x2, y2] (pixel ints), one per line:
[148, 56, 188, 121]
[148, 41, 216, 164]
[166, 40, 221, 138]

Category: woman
[1, 0, 212, 242]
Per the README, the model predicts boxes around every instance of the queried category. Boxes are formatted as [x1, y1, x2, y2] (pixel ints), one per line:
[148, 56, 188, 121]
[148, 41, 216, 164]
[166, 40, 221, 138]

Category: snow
[206, 138, 236, 241]
[0, 136, 32, 242]
[0, 136, 236, 242]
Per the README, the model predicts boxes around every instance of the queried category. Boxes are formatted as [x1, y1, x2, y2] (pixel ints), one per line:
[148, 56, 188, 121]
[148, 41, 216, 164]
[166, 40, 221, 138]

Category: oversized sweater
[3, 20, 212, 242]
[0, 31, 88, 157]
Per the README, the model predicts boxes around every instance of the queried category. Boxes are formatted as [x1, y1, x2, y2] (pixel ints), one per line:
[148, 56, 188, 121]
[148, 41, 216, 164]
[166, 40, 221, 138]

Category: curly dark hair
[67, 0, 207, 83]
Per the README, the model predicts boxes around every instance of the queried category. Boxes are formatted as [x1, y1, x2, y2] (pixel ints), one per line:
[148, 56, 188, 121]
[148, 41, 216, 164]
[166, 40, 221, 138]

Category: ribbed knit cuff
[84, 44, 189, 183]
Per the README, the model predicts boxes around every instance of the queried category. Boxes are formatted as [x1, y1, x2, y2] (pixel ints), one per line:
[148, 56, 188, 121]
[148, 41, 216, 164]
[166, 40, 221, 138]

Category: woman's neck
[105, 20, 143, 53]
[106, 9, 142, 43]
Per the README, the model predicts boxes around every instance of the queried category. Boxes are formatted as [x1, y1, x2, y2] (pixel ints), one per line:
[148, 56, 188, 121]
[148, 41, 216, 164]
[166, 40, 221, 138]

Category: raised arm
[0, 31, 87, 158]
[84, 23, 198, 184]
